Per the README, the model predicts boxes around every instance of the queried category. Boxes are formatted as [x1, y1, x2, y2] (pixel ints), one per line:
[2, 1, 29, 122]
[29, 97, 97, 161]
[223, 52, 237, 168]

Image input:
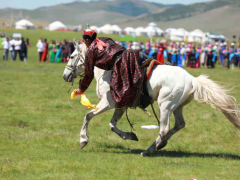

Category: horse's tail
[193, 75, 240, 130]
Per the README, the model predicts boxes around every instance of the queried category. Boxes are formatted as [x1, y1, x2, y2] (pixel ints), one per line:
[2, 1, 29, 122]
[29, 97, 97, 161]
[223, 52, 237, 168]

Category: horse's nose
[63, 74, 68, 82]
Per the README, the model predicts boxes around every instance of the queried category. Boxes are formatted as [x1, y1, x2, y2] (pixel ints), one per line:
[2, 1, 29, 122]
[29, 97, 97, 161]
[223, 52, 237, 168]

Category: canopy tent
[124, 27, 135, 36]
[135, 27, 146, 36]
[48, 21, 66, 31]
[206, 33, 225, 42]
[15, 19, 35, 29]
[188, 29, 206, 43]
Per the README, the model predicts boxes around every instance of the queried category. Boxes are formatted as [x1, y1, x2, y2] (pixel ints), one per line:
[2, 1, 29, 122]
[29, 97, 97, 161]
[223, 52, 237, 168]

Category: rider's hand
[75, 88, 82, 95]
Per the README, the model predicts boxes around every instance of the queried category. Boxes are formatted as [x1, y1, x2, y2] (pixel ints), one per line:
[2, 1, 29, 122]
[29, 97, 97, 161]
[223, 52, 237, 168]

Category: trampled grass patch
[0, 28, 240, 180]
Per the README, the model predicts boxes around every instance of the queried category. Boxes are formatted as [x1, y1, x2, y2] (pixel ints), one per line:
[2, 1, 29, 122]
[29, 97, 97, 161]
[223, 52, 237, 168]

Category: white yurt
[169, 29, 186, 41]
[165, 28, 176, 34]
[144, 22, 163, 37]
[135, 27, 146, 36]
[99, 24, 112, 34]
[111, 25, 122, 34]
[156, 27, 164, 36]
[90, 26, 99, 33]
[124, 27, 135, 35]
[145, 26, 156, 37]
[188, 29, 206, 43]
[48, 21, 66, 31]
[15, 19, 35, 29]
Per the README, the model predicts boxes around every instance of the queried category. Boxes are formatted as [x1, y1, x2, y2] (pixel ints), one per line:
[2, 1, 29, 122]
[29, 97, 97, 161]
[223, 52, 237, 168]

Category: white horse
[63, 41, 240, 156]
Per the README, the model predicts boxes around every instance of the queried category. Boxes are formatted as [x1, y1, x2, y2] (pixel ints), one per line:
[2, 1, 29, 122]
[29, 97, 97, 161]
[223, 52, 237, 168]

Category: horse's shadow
[105, 145, 240, 160]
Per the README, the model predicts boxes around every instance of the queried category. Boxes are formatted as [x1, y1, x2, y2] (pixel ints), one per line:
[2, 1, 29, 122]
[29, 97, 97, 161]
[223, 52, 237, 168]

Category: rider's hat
[83, 24, 97, 41]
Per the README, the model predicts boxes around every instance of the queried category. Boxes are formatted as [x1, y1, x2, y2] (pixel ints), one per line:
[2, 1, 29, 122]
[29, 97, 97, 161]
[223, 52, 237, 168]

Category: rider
[75, 25, 151, 108]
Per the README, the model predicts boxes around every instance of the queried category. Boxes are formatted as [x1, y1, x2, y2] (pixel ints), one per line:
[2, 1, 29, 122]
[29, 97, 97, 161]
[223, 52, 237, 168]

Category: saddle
[138, 59, 171, 109]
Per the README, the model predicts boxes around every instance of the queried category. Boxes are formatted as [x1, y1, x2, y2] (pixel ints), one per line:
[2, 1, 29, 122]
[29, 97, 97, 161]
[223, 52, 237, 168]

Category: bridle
[65, 48, 85, 81]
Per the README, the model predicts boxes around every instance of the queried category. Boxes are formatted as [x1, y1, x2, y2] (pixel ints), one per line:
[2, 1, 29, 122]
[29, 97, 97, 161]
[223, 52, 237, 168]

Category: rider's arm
[79, 48, 97, 92]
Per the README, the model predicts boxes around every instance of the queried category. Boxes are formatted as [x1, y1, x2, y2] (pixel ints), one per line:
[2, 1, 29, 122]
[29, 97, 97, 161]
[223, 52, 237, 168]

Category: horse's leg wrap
[109, 108, 138, 141]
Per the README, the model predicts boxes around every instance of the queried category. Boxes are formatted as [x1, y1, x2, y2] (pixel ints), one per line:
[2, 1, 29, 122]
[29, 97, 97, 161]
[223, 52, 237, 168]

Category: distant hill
[116, 0, 240, 38]
[1, 0, 240, 38]
[0, 0, 181, 26]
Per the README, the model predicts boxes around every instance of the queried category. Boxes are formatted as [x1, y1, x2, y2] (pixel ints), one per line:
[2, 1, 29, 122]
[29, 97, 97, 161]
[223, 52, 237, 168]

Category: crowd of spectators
[3, 35, 239, 70]
[1, 37, 30, 61]
[35, 38, 240, 69]
[36, 39, 75, 62]
[120, 40, 240, 69]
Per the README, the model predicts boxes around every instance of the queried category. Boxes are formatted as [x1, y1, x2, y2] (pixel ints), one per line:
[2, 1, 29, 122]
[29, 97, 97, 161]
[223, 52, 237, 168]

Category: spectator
[26, 38, 31, 47]
[9, 37, 15, 61]
[14, 37, 22, 60]
[2, 37, 10, 60]
[49, 40, 57, 63]
[36, 38, 44, 61]
[41, 38, 48, 62]
[21, 37, 27, 62]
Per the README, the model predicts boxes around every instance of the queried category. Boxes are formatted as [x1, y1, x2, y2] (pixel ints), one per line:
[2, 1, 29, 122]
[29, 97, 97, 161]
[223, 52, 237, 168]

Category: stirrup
[141, 57, 153, 68]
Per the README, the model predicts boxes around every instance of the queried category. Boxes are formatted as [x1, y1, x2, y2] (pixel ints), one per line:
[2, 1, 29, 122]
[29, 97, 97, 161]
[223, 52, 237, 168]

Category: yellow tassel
[71, 90, 98, 112]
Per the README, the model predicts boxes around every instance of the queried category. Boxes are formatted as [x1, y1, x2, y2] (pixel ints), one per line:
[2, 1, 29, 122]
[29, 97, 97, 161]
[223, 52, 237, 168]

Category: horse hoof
[157, 141, 168, 150]
[140, 152, 150, 157]
[80, 141, 88, 149]
[130, 132, 139, 141]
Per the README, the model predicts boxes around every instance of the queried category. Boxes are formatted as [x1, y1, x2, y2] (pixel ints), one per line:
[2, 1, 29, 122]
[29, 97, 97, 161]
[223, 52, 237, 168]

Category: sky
[0, 0, 213, 10]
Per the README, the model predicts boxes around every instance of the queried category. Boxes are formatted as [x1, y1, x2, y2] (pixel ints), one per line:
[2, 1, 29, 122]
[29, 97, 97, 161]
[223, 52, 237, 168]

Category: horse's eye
[70, 56, 74, 59]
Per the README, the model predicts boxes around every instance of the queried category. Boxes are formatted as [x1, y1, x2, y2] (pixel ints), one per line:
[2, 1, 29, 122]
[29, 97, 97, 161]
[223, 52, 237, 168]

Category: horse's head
[63, 39, 87, 82]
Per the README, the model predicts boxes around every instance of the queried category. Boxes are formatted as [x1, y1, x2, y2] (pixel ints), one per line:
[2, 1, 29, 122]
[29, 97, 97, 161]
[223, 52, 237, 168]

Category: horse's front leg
[109, 108, 138, 141]
[80, 95, 114, 149]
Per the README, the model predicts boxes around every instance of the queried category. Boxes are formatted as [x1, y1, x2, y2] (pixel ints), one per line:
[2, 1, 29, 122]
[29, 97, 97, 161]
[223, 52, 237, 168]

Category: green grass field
[1, 29, 240, 180]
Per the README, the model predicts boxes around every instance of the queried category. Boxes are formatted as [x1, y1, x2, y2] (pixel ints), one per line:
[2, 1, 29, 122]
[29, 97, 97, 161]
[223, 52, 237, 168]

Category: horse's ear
[73, 38, 77, 47]
[73, 38, 81, 52]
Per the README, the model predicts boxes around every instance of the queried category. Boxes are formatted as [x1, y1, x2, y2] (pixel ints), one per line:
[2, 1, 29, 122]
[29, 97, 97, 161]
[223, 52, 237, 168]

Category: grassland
[0, 28, 240, 180]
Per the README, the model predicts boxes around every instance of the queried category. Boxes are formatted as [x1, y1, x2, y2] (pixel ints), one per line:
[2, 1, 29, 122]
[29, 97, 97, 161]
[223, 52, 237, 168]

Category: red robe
[157, 46, 166, 64]
[79, 37, 143, 108]
[41, 42, 48, 62]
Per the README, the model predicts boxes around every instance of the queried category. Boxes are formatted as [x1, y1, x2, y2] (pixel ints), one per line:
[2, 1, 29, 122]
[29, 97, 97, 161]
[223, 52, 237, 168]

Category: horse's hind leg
[157, 96, 193, 150]
[109, 108, 138, 141]
[157, 105, 185, 150]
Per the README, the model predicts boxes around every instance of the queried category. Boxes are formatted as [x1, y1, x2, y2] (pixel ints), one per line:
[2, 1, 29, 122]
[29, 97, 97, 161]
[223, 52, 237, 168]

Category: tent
[15, 19, 35, 29]
[99, 24, 112, 34]
[144, 22, 163, 37]
[111, 25, 122, 34]
[156, 27, 164, 36]
[169, 29, 187, 41]
[165, 28, 176, 33]
[188, 29, 206, 43]
[124, 27, 135, 36]
[206, 33, 225, 42]
[135, 27, 146, 36]
[48, 21, 66, 31]
[90, 26, 99, 33]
